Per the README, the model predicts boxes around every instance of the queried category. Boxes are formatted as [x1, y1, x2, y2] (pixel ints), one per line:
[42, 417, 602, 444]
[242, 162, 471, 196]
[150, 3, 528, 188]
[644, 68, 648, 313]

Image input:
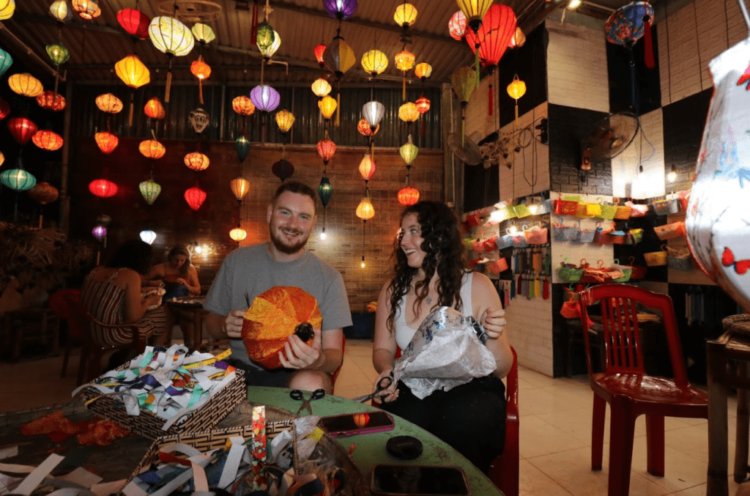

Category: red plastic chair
[578, 284, 708, 496]
[488, 346, 519, 496]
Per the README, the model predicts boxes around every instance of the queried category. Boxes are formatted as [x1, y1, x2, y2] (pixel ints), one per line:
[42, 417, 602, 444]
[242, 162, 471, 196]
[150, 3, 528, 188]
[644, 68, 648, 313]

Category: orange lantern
[32, 130, 64, 151]
[37, 91, 66, 112]
[398, 102, 420, 123]
[9, 73, 44, 98]
[359, 154, 376, 183]
[95, 131, 118, 154]
[314, 44, 326, 67]
[398, 185, 420, 206]
[416, 96, 430, 114]
[28, 182, 59, 205]
[72, 0, 101, 20]
[242, 286, 323, 369]
[395, 49, 416, 100]
[232, 96, 255, 116]
[89, 178, 118, 198]
[139, 139, 166, 160]
[184, 152, 210, 171]
[144, 97, 166, 120]
[95, 93, 123, 114]
[184, 183, 206, 210]
[190, 55, 211, 105]
[357, 119, 379, 137]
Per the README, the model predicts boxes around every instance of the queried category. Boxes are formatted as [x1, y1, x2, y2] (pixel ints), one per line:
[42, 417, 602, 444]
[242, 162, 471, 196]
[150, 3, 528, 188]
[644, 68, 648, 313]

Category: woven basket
[81, 367, 246, 440]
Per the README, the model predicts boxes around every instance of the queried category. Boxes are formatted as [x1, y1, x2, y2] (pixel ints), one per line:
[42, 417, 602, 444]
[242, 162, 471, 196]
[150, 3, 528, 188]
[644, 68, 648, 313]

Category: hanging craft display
[361, 50, 389, 77]
[449, 10, 467, 40]
[394, 49, 415, 100]
[144, 97, 166, 120]
[72, 0, 100, 20]
[149, 16, 195, 102]
[139, 138, 166, 160]
[189, 107, 210, 134]
[95, 93, 123, 114]
[117, 8, 150, 39]
[232, 95, 255, 116]
[50, 0, 73, 22]
[184, 152, 210, 171]
[32, 130, 63, 151]
[398, 181, 420, 206]
[317, 133, 336, 165]
[230, 177, 250, 204]
[235, 135, 251, 163]
[190, 56, 211, 105]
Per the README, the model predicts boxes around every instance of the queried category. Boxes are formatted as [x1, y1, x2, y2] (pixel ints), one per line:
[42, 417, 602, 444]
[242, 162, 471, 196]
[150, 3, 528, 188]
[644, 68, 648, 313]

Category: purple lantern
[92, 225, 107, 241]
[323, 0, 358, 21]
[250, 85, 281, 112]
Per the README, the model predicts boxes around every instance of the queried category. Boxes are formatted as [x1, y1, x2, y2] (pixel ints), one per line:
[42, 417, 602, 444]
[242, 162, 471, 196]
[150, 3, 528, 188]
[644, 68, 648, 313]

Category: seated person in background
[371, 201, 513, 474]
[204, 181, 352, 394]
[81, 239, 170, 351]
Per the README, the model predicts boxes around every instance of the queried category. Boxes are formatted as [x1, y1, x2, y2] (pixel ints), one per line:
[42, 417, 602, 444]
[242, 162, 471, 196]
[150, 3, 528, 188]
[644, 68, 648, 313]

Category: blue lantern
[236, 135, 251, 163]
[318, 176, 332, 207]
[1, 168, 37, 191]
[0, 48, 13, 78]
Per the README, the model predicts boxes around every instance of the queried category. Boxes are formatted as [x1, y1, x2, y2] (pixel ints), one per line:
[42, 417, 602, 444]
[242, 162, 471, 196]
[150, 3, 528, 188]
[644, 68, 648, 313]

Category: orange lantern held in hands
[242, 286, 323, 369]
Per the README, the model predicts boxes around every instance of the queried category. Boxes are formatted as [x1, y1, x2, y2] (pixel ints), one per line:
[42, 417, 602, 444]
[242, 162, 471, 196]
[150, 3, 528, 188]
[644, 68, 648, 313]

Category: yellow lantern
[398, 102, 420, 123]
[95, 93, 123, 114]
[191, 23, 216, 45]
[395, 49, 415, 100]
[230, 177, 250, 203]
[115, 55, 150, 126]
[149, 16, 194, 102]
[456, 0, 494, 34]
[49, 1, 70, 22]
[9, 73, 44, 97]
[275, 110, 295, 133]
[507, 74, 526, 125]
[415, 63, 432, 80]
[318, 96, 338, 120]
[394, 3, 418, 27]
[356, 196, 375, 220]
[230, 228, 247, 242]
[0, 0, 15, 21]
[510, 27, 526, 48]
[259, 30, 281, 59]
[361, 50, 388, 77]
[311, 78, 332, 98]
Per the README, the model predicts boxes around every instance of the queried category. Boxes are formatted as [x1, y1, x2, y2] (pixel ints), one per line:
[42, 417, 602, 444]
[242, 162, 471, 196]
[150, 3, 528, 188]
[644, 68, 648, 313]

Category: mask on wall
[188, 107, 210, 134]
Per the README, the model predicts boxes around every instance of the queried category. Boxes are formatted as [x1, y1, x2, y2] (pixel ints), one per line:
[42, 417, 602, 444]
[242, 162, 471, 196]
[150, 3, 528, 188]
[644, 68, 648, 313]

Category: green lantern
[400, 134, 419, 167]
[1, 168, 37, 191]
[0, 47, 12, 78]
[46, 42, 70, 65]
[139, 178, 162, 205]
[256, 22, 275, 53]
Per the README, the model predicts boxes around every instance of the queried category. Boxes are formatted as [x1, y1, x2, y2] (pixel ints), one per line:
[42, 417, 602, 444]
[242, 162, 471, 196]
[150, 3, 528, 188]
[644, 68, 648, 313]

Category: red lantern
[184, 183, 206, 210]
[95, 131, 119, 154]
[32, 130, 64, 151]
[117, 8, 150, 39]
[398, 185, 420, 206]
[0, 98, 9, 120]
[8, 117, 38, 146]
[314, 44, 326, 67]
[89, 179, 118, 198]
[416, 96, 431, 114]
[36, 91, 66, 112]
[184, 152, 210, 171]
[317, 136, 336, 165]
[357, 118, 379, 137]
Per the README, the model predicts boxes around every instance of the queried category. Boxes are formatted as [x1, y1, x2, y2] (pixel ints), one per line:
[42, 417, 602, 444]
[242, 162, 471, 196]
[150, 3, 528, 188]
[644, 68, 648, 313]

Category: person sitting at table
[204, 180, 352, 394]
[81, 239, 170, 354]
[371, 201, 513, 474]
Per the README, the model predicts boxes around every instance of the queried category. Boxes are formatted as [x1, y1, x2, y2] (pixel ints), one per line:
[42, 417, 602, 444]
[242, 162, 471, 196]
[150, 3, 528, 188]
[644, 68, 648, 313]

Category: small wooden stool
[3, 307, 60, 361]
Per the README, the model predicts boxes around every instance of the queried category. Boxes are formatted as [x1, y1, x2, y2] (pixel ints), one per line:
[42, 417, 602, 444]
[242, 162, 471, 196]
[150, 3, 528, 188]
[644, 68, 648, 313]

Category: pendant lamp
[510, 27, 526, 48]
[28, 182, 59, 205]
[0, 0, 13, 20]
[0, 151, 4, 167]
[356, 191, 374, 268]
[46, 43, 69, 66]
[37, 91, 66, 112]
[149, 16, 194, 102]
[318, 176, 333, 239]
[362, 101, 385, 133]
[192, 23, 216, 45]
[1, 168, 36, 191]
[449, 11, 467, 40]
[416, 96, 431, 137]
[139, 139, 166, 160]
[9, 74, 43, 98]
[139, 176, 161, 205]
[318, 96, 337, 120]
[230, 228, 247, 242]
[50, 1, 72, 23]
[0, 98, 8, 120]
[232, 96, 255, 116]
[311, 78, 332, 99]
[394, 3, 418, 27]
[507, 74, 526, 125]
[258, 30, 281, 59]
[95, 131, 118, 154]
[323, 0, 358, 21]
[72, 0, 100, 20]
[115, 55, 150, 126]
[361, 50, 388, 77]
[398, 182, 420, 206]
[358, 119, 379, 137]
[398, 102, 419, 124]
[140, 230, 157, 245]
[235, 135, 251, 163]
[415, 63, 432, 81]
[275, 110, 295, 133]
[230, 177, 250, 203]
[323, 35, 356, 127]
[89, 179, 118, 198]
[317, 132, 337, 165]
[0, 47, 12, 78]
[456, 0, 494, 34]
[184, 182, 207, 211]
[92, 225, 107, 241]
[32, 130, 63, 151]
[7, 117, 37, 146]
[255, 22, 275, 54]
[144, 97, 166, 120]
[272, 159, 294, 182]
[395, 49, 415, 100]
[96, 93, 123, 114]
[118, 8, 150, 40]
[190, 55, 211, 104]
[251, 85, 280, 144]
[359, 154, 376, 183]
[184, 152, 210, 171]
[400, 135, 418, 167]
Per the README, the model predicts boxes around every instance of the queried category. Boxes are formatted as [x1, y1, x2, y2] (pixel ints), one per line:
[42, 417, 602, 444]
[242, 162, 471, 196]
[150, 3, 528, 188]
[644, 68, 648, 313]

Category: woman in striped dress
[81, 240, 169, 347]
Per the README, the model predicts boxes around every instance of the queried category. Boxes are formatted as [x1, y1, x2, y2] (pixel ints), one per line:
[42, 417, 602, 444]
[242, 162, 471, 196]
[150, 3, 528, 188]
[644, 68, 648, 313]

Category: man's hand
[224, 310, 245, 339]
[481, 307, 507, 339]
[278, 327, 322, 370]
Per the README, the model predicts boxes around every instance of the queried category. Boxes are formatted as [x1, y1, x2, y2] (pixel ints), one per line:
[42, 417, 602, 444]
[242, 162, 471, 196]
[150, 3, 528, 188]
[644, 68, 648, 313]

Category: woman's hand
[145, 293, 162, 307]
[176, 278, 187, 285]
[481, 307, 507, 339]
[373, 367, 399, 403]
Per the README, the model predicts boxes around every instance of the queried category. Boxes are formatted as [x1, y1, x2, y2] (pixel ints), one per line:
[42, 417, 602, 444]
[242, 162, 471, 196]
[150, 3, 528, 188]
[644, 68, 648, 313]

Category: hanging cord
[739, 0, 750, 30]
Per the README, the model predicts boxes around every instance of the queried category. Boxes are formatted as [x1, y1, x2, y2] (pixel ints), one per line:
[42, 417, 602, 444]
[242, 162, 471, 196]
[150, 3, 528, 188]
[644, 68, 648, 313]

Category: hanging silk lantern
[32, 130, 64, 151]
[115, 55, 150, 126]
[8, 117, 38, 146]
[89, 179, 118, 198]
[398, 184, 420, 206]
[362, 101, 385, 133]
[605, 2, 656, 71]
[0, 48, 12, 78]
[449, 11, 467, 41]
[357, 119, 379, 136]
[28, 182, 59, 205]
[233, 96, 255, 116]
[95, 131, 118, 154]
[318, 176, 332, 207]
[140, 230, 157, 244]
[190, 55, 211, 104]
[311, 78, 332, 98]
[49, 1, 72, 23]
[189, 108, 210, 134]
[507, 74, 526, 125]
[0, 0, 13, 20]
[37, 91, 66, 112]
[415, 63, 432, 81]
[185, 182, 207, 210]
[323, 38, 356, 80]
[118, 8, 150, 39]
[510, 27, 526, 48]
[416, 96, 430, 114]
[314, 44, 327, 67]
[72, 0, 100, 20]
[451, 66, 477, 141]
[9, 74, 44, 98]
[255, 22, 275, 54]
[323, 0, 358, 20]
[192, 23, 216, 45]
[275, 110, 295, 133]
[394, 3, 417, 27]
[235, 135, 251, 163]
[0, 98, 8, 120]
[149, 16, 194, 102]
[359, 154, 376, 182]
[317, 133, 336, 165]
[46, 43, 70, 66]
[318, 96, 337, 120]
[184, 152, 210, 171]
[139, 139, 166, 160]
[144, 97, 166, 119]
[400, 135, 419, 166]
[395, 49, 415, 100]
[0, 151, 4, 166]
[92, 225, 107, 241]
[230, 228, 247, 242]
[272, 159, 294, 182]
[259, 30, 281, 59]
[398, 102, 419, 123]
[96, 214, 111, 226]
[250, 85, 280, 112]
[456, 0, 494, 34]
[361, 50, 388, 77]
[139, 178, 161, 205]
[1, 169, 36, 191]
[230, 177, 250, 202]
[356, 196, 375, 220]
[96, 93, 124, 114]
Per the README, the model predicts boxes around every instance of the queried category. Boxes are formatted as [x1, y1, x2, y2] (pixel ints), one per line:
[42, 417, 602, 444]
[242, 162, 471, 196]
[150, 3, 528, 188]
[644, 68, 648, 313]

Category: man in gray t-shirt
[204, 181, 352, 392]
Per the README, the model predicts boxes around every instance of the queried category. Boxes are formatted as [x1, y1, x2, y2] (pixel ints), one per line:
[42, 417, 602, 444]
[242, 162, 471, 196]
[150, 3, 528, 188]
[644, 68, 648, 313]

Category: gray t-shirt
[203, 243, 353, 370]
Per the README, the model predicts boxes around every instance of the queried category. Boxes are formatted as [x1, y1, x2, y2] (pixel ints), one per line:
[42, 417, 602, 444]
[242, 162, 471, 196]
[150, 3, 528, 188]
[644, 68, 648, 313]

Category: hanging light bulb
[230, 177, 250, 203]
[356, 196, 375, 220]
[49, 1, 72, 22]
[668, 165, 677, 182]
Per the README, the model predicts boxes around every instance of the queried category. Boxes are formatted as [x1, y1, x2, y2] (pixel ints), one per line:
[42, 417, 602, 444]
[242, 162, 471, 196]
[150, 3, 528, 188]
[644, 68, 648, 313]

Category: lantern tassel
[53, 71, 60, 99]
[199, 79, 204, 105]
[402, 76, 406, 101]
[420, 114, 425, 138]
[128, 92, 134, 128]
[166, 69, 173, 103]
[39, 212, 43, 229]
[335, 91, 341, 128]
[515, 102, 519, 126]
[643, 18, 655, 69]
[488, 84, 493, 117]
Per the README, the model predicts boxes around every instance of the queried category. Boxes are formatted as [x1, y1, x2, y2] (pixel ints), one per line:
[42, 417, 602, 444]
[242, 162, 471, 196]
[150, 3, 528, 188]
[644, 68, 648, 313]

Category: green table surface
[247, 386, 503, 496]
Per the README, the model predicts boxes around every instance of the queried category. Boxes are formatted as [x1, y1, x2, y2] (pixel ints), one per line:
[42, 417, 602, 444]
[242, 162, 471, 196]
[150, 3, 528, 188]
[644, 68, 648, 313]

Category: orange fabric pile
[20, 410, 131, 446]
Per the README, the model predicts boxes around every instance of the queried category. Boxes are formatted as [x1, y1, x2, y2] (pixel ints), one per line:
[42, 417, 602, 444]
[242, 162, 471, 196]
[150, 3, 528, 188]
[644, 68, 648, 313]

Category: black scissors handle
[290, 388, 326, 415]
[352, 373, 395, 403]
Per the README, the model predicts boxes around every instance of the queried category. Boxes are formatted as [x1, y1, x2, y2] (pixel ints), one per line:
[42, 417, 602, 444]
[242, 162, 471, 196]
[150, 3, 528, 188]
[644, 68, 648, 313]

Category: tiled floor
[0, 339, 745, 496]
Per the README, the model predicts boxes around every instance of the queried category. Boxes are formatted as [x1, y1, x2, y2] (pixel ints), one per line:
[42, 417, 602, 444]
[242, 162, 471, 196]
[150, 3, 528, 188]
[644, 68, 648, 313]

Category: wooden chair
[49, 289, 89, 385]
[578, 284, 708, 496]
[488, 346, 519, 496]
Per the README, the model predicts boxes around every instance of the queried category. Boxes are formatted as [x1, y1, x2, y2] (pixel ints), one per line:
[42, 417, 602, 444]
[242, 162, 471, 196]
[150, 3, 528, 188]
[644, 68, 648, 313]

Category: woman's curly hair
[386, 201, 468, 333]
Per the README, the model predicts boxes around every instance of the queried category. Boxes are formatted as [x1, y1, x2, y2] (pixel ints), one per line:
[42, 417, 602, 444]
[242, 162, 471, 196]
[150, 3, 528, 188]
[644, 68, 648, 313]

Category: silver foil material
[392, 306, 498, 399]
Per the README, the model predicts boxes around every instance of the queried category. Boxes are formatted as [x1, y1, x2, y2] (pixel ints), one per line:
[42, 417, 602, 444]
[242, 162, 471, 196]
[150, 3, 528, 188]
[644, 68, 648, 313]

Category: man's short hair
[271, 181, 317, 214]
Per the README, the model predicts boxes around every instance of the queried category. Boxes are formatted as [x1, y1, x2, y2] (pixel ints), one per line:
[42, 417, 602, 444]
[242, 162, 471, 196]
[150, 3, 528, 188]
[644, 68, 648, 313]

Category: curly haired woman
[371, 201, 513, 473]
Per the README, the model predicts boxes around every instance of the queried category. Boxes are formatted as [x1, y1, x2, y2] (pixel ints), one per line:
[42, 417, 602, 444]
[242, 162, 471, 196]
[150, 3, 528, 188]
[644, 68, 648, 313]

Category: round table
[247, 386, 504, 495]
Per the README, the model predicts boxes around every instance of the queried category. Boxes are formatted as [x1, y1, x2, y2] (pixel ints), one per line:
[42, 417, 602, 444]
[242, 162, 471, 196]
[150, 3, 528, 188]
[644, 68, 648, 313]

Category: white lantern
[362, 101, 385, 132]
[140, 230, 157, 245]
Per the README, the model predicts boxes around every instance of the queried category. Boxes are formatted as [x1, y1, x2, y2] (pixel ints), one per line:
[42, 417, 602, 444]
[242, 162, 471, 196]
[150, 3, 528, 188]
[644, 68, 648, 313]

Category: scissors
[352, 374, 394, 404]
[290, 388, 325, 416]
